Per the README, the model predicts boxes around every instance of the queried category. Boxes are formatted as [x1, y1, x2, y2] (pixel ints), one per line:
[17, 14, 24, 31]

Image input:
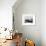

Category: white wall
[13, 0, 41, 46]
[13, 0, 46, 46]
[0, 0, 17, 30]
[41, 0, 46, 46]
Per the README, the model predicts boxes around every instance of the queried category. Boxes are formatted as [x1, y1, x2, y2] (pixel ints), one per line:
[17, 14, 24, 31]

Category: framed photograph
[22, 14, 35, 25]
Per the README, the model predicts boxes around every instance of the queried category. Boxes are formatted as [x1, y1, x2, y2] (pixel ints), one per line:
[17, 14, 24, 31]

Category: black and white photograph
[22, 14, 35, 25]
[24, 16, 33, 23]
